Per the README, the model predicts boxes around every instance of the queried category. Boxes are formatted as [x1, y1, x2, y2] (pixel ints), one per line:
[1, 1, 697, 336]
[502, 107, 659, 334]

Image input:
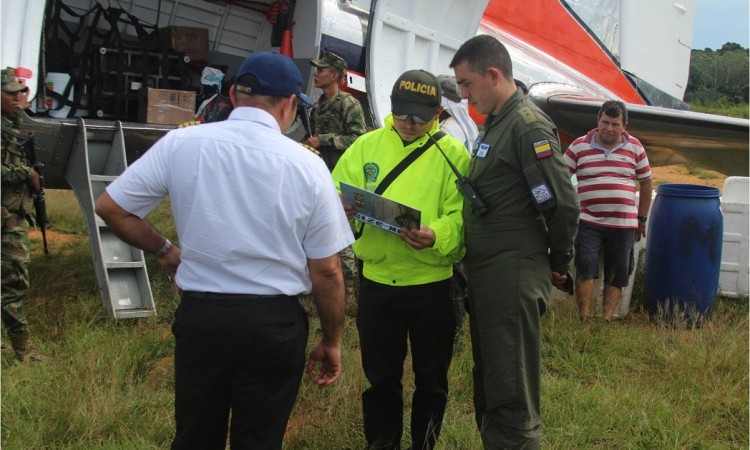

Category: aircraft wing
[530, 84, 750, 177]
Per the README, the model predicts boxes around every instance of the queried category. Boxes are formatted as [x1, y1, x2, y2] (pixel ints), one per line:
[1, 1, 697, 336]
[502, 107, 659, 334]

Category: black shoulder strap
[375, 131, 446, 196]
[1, 124, 32, 145]
[354, 131, 445, 239]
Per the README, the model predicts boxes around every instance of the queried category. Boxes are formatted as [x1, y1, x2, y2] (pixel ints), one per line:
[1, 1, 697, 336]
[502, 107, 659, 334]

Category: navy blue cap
[235, 52, 313, 107]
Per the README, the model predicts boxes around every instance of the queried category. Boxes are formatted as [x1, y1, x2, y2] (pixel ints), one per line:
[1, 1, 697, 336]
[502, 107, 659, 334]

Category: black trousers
[171, 292, 308, 450]
[357, 277, 456, 450]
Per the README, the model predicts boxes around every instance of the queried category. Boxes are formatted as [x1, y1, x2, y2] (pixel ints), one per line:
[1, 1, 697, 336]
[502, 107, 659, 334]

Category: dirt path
[650, 164, 727, 192]
[27, 229, 86, 254]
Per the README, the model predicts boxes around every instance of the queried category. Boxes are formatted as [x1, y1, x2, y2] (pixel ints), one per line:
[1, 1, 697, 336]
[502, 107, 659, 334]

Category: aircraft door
[366, 0, 490, 128]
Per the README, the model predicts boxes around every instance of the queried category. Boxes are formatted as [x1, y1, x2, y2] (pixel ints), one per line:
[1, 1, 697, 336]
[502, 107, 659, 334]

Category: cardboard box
[138, 88, 196, 125]
[158, 26, 209, 62]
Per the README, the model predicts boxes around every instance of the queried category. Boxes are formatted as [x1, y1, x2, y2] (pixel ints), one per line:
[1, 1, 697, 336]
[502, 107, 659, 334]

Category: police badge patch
[364, 163, 379, 183]
[531, 183, 554, 204]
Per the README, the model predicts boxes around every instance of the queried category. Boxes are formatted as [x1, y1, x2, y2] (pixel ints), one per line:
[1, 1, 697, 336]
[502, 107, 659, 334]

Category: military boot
[10, 330, 44, 363]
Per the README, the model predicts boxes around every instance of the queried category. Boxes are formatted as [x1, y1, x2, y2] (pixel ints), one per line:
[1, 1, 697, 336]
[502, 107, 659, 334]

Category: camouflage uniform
[1, 110, 34, 338]
[310, 53, 368, 303]
[309, 52, 368, 171]
[310, 91, 368, 171]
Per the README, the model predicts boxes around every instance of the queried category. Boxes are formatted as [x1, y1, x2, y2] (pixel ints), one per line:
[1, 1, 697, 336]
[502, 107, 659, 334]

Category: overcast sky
[692, 0, 749, 49]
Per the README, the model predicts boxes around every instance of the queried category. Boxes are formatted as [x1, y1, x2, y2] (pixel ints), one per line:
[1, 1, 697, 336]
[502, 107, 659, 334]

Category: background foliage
[685, 42, 749, 106]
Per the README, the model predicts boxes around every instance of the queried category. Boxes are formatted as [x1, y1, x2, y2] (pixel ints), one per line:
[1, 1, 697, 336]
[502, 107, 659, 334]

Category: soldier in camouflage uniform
[306, 52, 368, 303]
[305, 52, 368, 170]
[1, 67, 43, 362]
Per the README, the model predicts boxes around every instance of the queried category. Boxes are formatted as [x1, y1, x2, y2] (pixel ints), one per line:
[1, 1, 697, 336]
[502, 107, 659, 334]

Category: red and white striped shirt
[564, 129, 651, 229]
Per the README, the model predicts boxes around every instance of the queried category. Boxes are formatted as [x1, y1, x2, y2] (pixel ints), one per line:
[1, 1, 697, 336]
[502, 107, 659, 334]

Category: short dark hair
[514, 79, 528, 95]
[450, 35, 513, 81]
[598, 100, 628, 123]
[331, 67, 344, 84]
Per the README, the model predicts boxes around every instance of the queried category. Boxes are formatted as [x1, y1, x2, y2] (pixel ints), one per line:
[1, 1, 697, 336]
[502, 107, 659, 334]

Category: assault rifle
[297, 102, 313, 140]
[31, 159, 49, 255]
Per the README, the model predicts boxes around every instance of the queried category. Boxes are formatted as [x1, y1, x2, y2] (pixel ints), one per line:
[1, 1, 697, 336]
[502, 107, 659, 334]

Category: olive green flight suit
[463, 89, 579, 449]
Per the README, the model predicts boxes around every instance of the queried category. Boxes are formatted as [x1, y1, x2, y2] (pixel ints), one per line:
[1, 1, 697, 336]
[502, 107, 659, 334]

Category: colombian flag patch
[533, 139, 552, 159]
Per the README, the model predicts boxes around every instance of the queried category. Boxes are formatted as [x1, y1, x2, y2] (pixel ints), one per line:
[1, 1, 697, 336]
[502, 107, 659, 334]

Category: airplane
[1, 0, 748, 318]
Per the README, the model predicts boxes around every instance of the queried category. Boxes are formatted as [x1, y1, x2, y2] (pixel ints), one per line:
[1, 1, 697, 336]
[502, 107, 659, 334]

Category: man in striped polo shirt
[564, 100, 652, 320]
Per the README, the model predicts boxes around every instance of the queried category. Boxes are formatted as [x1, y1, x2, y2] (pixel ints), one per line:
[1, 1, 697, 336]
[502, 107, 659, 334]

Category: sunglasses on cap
[392, 113, 429, 124]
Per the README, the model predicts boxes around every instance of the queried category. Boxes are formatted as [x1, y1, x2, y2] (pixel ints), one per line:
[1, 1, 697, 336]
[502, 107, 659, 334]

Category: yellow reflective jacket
[332, 114, 470, 286]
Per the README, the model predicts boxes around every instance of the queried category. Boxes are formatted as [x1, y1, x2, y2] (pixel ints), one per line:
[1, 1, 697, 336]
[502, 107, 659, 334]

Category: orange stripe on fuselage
[481, 0, 646, 106]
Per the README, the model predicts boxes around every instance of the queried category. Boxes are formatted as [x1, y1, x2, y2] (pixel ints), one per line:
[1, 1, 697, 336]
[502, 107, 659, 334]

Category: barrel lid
[656, 183, 721, 198]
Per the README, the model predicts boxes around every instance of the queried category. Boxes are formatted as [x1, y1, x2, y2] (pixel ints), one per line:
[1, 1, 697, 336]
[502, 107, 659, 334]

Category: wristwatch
[154, 238, 172, 257]
[637, 215, 648, 223]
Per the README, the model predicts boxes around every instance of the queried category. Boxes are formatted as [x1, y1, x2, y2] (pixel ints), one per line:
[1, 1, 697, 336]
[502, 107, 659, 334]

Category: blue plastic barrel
[643, 184, 723, 323]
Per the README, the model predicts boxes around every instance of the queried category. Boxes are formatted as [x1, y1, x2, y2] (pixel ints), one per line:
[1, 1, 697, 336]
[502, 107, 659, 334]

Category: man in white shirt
[96, 52, 354, 450]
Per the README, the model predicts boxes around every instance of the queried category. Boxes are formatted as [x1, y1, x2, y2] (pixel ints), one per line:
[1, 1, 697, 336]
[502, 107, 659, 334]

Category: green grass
[689, 101, 749, 119]
[685, 163, 721, 180]
[2, 190, 748, 449]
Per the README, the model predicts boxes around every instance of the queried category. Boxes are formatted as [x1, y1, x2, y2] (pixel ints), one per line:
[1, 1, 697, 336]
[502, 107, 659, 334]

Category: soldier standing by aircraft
[305, 51, 368, 170]
[306, 51, 368, 304]
[1, 67, 43, 362]
[564, 100, 653, 321]
[451, 35, 580, 449]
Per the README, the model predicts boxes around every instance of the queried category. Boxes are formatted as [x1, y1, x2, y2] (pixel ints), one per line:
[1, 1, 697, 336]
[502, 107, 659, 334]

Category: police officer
[333, 69, 469, 450]
[450, 36, 580, 448]
[306, 51, 368, 304]
[1, 67, 43, 362]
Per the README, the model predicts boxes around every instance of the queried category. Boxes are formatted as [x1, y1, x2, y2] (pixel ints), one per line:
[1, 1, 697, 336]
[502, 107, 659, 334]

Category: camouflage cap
[310, 52, 347, 73]
[1, 68, 28, 94]
[437, 75, 461, 103]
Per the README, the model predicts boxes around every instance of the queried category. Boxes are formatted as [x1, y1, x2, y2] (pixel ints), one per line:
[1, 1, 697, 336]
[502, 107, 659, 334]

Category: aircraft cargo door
[366, 0, 490, 128]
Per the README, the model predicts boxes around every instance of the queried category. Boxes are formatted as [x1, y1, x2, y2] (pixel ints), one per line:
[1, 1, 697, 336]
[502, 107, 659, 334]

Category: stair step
[115, 308, 156, 319]
[105, 261, 145, 269]
[90, 175, 118, 183]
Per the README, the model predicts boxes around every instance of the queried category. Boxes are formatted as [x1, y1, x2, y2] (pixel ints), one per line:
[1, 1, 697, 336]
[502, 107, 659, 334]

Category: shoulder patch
[531, 182, 554, 204]
[178, 120, 201, 128]
[533, 139, 553, 159]
[517, 106, 538, 125]
[298, 142, 321, 155]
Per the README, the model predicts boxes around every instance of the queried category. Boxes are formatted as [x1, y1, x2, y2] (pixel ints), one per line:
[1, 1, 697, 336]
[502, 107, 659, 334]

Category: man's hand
[305, 342, 341, 389]
[339, 194, 356, 220]
[158, 245, 182, 293]
[636, 222, 646, 242]
[552, 271, 569, 292]
[29, 169, 40, 191]
[400, 226, 435, 250]
[304, 136, 321, 148]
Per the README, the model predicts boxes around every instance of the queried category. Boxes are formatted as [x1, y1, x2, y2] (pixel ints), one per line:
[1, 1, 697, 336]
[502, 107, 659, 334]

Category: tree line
[685, 42, 749, 105]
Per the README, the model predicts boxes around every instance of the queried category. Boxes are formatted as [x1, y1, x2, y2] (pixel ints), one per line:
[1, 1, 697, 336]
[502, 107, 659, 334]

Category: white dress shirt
[107, 107, 354, 295]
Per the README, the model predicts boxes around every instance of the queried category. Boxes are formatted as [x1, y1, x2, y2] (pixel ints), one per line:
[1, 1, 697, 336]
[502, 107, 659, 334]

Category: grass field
[1, 189, 748, 450]
[689, 101, 749, 120]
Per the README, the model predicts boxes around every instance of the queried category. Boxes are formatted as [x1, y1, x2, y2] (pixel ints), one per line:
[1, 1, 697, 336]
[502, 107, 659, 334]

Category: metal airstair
[23, 114, 171, 318]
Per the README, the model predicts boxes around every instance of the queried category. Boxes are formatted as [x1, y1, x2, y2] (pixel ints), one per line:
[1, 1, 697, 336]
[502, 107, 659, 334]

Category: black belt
[182, 291, 298, 300]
